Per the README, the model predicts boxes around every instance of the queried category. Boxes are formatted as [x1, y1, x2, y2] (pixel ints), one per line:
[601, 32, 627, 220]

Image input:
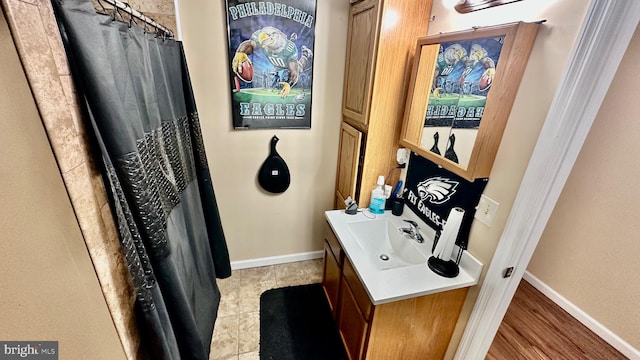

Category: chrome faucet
[400, 220, 424, 243]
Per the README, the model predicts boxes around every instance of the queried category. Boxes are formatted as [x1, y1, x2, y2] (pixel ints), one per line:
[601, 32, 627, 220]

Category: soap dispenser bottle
[369, 175, 386, 214]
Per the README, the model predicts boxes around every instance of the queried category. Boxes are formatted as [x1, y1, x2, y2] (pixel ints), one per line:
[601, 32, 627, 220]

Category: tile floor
[209, 259, 324, 360]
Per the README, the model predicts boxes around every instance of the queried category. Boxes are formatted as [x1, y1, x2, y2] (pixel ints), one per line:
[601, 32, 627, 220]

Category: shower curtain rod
[100, 0, 175, 38]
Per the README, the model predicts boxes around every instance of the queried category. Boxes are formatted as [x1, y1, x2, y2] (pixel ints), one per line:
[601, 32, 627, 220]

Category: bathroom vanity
[322, 210, 483, 360]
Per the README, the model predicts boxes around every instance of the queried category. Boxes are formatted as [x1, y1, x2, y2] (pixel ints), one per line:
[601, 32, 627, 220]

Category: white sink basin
[346, 218, 430, 270]
[326, 210, 483, 304]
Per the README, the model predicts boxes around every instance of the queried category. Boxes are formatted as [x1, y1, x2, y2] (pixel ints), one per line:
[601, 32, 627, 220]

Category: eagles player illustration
[232, 26, 313, 98]
[458, 43, 495, 92]
[433, 43, 466, 96]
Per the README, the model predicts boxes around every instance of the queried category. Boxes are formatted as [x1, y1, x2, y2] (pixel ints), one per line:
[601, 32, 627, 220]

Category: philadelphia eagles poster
[225, 0, 316, 129]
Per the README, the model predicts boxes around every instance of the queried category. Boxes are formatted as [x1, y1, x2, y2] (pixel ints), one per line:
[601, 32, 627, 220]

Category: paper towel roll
[432, 207, 465, 261]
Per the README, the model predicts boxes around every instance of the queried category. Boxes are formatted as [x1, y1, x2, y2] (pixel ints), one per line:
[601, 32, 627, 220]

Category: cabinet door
[322, 241, 341, 319]
[399, 22, 540, 180]
[338, 279, 369, 360]
[343, 258, 373, 319]
[335, 122, 363, 208]
[342, 0, 379, 129]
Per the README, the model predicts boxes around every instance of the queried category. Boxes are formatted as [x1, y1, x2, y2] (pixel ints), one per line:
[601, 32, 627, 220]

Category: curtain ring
[121, 2, 136, 28]
[140, 11, 149, 33]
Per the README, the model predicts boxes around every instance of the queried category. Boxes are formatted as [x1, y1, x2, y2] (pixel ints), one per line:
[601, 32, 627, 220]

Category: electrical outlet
[474, 195, 500, 226]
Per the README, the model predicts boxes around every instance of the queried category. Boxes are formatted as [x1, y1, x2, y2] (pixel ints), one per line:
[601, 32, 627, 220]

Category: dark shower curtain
[51, 1, 231, 359]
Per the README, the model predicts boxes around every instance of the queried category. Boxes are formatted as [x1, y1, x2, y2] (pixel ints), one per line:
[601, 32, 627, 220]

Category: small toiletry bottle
[369, 175, 386, 214]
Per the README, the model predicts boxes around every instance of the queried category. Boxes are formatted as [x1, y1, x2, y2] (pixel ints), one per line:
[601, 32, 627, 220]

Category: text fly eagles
[406, 176, 460, 228]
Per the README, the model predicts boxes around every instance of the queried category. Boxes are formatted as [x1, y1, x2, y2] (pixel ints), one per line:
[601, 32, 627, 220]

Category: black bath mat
[259, 283, 347, 360]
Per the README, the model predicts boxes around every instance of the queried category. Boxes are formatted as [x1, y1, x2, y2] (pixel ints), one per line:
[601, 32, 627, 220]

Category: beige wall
[178, 0, 349, 261]
[0, 12, 125, 359]
[527, 24, 640, 350]
[125, 0, 177, 34]
[424, 1, 591, 357]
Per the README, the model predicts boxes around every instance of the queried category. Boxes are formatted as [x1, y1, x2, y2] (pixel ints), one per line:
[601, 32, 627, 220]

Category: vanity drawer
[325, 222, 344, 266]
[343, 257, 373, 320]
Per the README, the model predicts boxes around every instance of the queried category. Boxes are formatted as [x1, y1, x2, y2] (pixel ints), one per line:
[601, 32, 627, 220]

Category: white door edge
[454, 1, 640, 359]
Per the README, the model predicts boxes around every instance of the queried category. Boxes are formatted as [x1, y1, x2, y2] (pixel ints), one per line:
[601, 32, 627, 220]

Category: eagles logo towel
[403, 153, 487, 249]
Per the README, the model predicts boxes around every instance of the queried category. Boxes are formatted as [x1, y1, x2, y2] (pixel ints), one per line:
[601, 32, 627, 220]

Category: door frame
[454, 1, 640, 358]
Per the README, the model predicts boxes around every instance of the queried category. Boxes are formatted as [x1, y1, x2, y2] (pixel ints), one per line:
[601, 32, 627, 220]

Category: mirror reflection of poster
[225, 1, 317, 129]
[422, 36, 504, 167]
[453, 36, 504, 128]
[422, 41, 470, 157]
[427, 41, 470, 127]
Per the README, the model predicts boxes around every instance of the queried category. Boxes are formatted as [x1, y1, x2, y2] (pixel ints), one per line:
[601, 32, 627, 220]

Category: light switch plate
[475, 195, 500, 226]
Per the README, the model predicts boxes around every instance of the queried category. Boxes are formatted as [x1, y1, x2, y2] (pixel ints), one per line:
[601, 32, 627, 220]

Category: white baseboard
[230, 250, 324, 270]
[523, 271, 640, 359]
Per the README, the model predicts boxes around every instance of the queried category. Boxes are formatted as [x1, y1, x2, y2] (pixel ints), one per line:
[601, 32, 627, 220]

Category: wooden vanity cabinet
[342, 0, 378, 129]
[339, 257, 374, 360]
[322, 224, 343, 317]
[334, 0, 433, 209]
[322, 222, 470, 360]
[335, 122, 363, 209]
[338, 273, 370, 360]
[322, 242, 341, 316]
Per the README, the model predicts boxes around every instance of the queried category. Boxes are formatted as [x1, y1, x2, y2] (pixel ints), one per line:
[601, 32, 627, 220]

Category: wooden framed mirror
[399, 22, 540, 181]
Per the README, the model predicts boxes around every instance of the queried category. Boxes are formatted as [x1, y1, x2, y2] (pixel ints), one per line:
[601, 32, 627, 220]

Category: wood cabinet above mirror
[400, 22, 540, 181]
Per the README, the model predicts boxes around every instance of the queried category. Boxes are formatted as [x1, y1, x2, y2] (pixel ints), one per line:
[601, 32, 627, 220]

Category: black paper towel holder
[427, 256, 459, 278]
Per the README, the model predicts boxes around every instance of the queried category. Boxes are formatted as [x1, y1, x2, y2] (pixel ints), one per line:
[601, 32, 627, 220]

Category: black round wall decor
[258, 135, 291, 193]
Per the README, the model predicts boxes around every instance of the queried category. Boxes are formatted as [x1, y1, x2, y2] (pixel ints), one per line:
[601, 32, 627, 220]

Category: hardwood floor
[487, 280, 627, 360]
